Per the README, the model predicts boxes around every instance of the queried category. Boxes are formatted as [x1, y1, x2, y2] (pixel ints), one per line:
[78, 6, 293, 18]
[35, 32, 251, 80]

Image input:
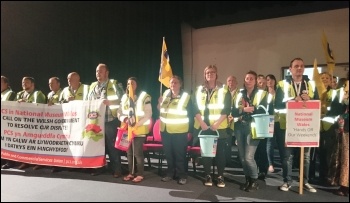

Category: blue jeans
[266, 122, 280, 166]
[276, 129, 311, 185]
[235, 122, 260, 179]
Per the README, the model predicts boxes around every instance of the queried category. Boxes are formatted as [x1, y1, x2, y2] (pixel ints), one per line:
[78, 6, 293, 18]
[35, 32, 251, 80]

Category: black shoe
[245, 179, 259, 192]
[240, 176, 250, 190]
[258, 172, 266, 180]
[178, 178, 187, 185]
[161, 176, 173, 182]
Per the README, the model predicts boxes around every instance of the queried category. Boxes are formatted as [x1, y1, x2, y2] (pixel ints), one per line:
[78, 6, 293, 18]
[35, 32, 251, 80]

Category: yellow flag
[312, 58, 326, 101]
[127, 84, 136, 140]
[321, 31, 335, 75]
[159, 37, 173, 88]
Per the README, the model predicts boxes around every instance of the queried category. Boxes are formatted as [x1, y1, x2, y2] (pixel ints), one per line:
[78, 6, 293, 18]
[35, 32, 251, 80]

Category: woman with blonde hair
[192, 65, 231, 188]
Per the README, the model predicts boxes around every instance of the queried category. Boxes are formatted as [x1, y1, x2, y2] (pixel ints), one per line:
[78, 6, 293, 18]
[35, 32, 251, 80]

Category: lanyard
[294, 82, 301, 96]
[293, 80, 307, 96]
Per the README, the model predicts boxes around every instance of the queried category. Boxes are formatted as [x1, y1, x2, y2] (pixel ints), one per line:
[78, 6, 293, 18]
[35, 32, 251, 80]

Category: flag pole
[159, 37, 165, 96]
[159, 37, 165, 138]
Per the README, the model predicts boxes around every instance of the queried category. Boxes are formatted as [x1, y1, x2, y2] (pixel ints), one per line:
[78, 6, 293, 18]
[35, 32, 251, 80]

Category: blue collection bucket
[198, 130, 219, 157]
[251, 105, 273, 138]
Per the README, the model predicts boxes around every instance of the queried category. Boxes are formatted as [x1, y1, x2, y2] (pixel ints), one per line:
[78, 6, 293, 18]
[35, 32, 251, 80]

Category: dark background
[1, 1, 348, 117]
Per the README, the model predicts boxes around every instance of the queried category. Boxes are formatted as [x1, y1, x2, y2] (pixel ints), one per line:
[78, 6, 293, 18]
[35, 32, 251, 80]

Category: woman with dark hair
[265, 74, 278, 174]
[232, 70, 273, 191]
[118, 77, 152, 183]
[337, 77, 348, 89]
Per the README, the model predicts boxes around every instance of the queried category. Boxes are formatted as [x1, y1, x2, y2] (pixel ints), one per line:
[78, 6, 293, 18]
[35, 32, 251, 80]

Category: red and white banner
[286, 100, 321, 147]
[1, 100, 106, 168]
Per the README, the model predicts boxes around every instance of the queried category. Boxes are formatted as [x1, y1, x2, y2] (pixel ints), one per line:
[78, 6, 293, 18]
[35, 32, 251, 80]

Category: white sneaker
[204, 175, 213, 186]
[217, 176, 225, 188]
[279, 183, 291, 191]
[304, 183, 317, 193]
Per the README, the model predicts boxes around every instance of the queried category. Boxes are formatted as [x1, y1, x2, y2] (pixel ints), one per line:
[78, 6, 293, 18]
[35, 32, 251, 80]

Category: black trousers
[161, 131, 188, 179]
[104, 119, 122, 173]
[255, 138, 268, 174]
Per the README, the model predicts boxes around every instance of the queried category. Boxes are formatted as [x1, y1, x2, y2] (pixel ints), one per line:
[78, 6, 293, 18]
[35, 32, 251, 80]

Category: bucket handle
[257, 105, 268, 115]
[198, 129, 219, 137]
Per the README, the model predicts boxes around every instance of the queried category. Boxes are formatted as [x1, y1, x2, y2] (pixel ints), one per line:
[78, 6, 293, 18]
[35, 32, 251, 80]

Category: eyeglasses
[206, 71, 216, 75]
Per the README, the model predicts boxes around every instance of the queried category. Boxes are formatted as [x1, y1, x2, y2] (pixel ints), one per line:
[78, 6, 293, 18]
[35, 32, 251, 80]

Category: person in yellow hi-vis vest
[192, 65, 231, 188]
[275, 57, 319, 193]
[226, 75, 239, 164]
[88, 63, 124, 177]
[158, 75, 194, 185]
[254, 74, 278, 181]
[33, 76, 64, 172]
[1, 76, 16, 102]
[16, 76, 46, 170]
[231, 70, 273, 192]
[1, 76, 17, 169]
[316, 72, 343, 182]
[118, 77, 152, 183]
[59, 72, 89, 103]
[47, 77, 63, 105]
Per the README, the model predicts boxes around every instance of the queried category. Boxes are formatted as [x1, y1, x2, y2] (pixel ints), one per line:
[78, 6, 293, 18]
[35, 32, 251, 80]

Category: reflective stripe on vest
[339, 87, 344, 103]
[160, 90, 190, 133]
[2, 90, 13, 101]
[83, 85, 88, 100]
[135, 91, 147, 117]
[121, 91, 149, 126]
[321, 116, 340, 124]
[121, 94, 128, 115]
[194, 85, 228, 129]
[160, 91, 189, 116]
[160, 117, 189, 124]
[34, 91, 38, 103]
[279, 80, 314, 111]
[283, 80, 295, 102]
[107, 80, 119, 110]
[326, 89, 338, 111]
[235, 92, 242, 108]
[195, 86, 225, 110]
[196, 86, 225, 122]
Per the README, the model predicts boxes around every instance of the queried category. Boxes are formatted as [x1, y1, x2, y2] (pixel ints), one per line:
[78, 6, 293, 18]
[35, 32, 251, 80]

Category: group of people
[1, 58, 349, 196]
[1, 64, 125, 178]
